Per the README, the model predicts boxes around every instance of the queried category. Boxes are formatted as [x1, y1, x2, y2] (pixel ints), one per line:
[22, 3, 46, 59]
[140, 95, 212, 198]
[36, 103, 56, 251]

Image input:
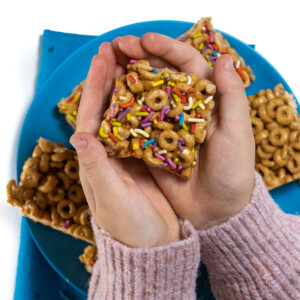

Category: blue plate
[17, 20, 300, 298]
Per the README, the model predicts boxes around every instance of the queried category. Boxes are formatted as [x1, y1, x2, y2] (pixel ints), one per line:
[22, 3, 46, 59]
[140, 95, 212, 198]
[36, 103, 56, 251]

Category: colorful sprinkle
[193, 32, 202, 39]
[134, 129, 150, 138]
[160, 106, 167, 121]
[112, 122, 121, 127]
[178, 142, 184, 152]
[66, 96, 74, 103]
[158, 150, 167, 155]
[153, 68, 158, 74]
[179, 113, 184, 126]
[177, 165, 183, 172]
[117, 107, 131, 121]
[190, 123, 196, 133]
[63, 219, 71, 229]
[172, 92, 181, 102]
[153, 80, 164, 87]
[114, 88, 119, 93]
[126, 113, 132, 121]
[210, 31, 214, 43]
[166, 85, 171, 98]
[130, 128, 138, 137]
[204, 96, 213, 104]
[141, 122, 152, 128]
[182, 121, 188, 131]
[130, 59, 137, 63]
[188, 118, 205, 123]
[142, 139, 155, 148]
[121, 97, 135, 108]
[192, 100, 202, 109]
[184, 97, 194, 111]
[108, 132, 118, 143]
[132, 143, 139, 150]
[154, 153, 166, 161]
[150, 142, 158, 149]
[135, 112, 149, 116]
[66, 113, 75, 121]
[142, 111, 154, 123]
[162, 162, 169, 167]
[179, 34, 189, 42]
[128, 74, 136, 83]
[167, 157, 177, 169]
[173, 158, 179, 164]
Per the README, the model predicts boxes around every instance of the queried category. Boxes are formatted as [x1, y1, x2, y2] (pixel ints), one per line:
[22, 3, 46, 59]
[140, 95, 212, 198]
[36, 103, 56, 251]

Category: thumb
[69, 132, 120, 202]
[213, 55, 250, 126]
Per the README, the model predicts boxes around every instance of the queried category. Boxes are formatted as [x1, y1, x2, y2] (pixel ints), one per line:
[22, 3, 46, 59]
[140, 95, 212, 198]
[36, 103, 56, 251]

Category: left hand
[70, 42, 180, 248]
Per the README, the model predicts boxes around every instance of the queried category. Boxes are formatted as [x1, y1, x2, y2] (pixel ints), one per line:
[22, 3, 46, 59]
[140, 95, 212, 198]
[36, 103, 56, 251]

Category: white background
[1, 0, 299, 299]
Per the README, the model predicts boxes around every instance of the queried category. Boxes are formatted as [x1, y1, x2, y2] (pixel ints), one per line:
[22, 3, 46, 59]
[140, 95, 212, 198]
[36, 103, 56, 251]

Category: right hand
[112, 33, 256, 230]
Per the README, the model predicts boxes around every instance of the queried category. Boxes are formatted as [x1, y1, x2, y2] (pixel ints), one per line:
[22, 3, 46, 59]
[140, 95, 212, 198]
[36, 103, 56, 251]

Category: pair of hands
[70, 33, 255, 248]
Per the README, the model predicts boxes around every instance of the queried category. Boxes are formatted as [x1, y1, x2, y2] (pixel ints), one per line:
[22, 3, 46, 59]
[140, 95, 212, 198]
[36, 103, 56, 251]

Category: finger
[76, 54, 108, 135]
[213, 55, 251, 127]
[112, 36, 131, 67]
[118, 35, 177, 70]
[98, 42, 117, 100]
[140, 32, 213, 79]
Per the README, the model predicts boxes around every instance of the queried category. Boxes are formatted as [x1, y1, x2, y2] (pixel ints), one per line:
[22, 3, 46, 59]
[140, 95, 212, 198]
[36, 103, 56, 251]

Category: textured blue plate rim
[16, 20, 300, 296]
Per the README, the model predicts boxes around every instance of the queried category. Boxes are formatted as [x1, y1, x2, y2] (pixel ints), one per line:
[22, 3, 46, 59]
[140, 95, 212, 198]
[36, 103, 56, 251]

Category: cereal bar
[177, 17, 255, 88]
[6, 137, 95, 244]
[249, 84, 300, 189]
[57, 81, 84, 129]
[98, 60, 216, 179]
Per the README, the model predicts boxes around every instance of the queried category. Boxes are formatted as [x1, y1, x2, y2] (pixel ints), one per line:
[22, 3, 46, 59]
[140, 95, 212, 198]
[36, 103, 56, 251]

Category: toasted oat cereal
[98, 60, 216, 179]
[177, 17, 255, 88]
[79, 245, 97, 274]
[6, 137, 95, 244]
[249, 84, 300, 189]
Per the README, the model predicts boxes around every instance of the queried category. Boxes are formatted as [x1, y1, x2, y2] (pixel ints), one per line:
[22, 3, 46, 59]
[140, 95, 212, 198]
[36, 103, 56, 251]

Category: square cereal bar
[98, 60, 216, 179]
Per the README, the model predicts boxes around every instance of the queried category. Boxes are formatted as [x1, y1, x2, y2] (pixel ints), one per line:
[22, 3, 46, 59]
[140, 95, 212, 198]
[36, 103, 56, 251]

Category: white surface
[1, 0, 299, 299]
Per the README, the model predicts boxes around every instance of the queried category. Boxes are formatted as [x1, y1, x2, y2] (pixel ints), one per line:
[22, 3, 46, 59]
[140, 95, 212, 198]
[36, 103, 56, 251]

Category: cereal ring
[290, 131, 300, 143]
[74, 225, 93, 240]
[174, 147, 195, 168]
[261, 159, 275, 168]
[266, 98, 284, 118]
[57, 172, 71, 190]
[20, 170, 41, 188]
[290, 142, 300, 151]
[258, 103, 273, 123]
[261, 139, 277, 153]
[254, 130, 269, 144]
[273, 145, 288, 167]
[194, 120, 209, 143]
[57, 200, 76, 219]
[266, 121, 279, 131]
[50, 162, 64, 168]
[39, 153, 50, 173]
[276, 105, 294, 125]
[181, 167, 193, 179]
[256, 145, 272, 160]
[50, 205, 61, 226]
[154, 121, 174, 131]
[143, 148, 163, 167]
[269, 128, 289, 146]
[74, 205, 89, 224]
[289, 121, 300, 131]
[48, 187, 65, 202]
[167, 101, 185, 118]
[51, 152, 69, 162]
[38, 137, 54, 153]
[126, 72, 144, 94]
[22, 200, 40, 218]
[32, 145, 43, 158]
[178, 129, 195, 148]
[158, 130, 180, 151]
[35, 191, 47, 210]
[266, 89, 276, 101]
[251, 95, 267, 109]
[274, 83, 285, 98]
[287, 154, 300, 174]
[79, 209, 89, 226]
[67, 184, 85, 204]
[38, 175, 58, 193]
[64, 160, 79, 180]
[145, 88, 168, 111]
[131, 138, 144, 159]
[256, 163, 271, 178]
[23, 157, 40, 171]
[251, 117, 264, 135]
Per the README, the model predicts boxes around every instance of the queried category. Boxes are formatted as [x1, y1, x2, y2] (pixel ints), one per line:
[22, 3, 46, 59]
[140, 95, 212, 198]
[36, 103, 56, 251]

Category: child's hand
[114, 33, 255, 230]
[70, 43, 180, 248]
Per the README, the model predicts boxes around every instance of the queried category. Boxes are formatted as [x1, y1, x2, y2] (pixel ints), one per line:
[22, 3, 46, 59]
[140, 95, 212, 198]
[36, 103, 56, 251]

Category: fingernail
[224, 56, 234, 72]
[70, 137, 87, 153]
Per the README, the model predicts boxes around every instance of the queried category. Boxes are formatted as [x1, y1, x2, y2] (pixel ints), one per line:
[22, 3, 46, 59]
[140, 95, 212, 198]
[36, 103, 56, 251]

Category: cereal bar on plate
[249, 84, 300, 189]
[6, 137, 95, 244]
[177, 16, 255, 88]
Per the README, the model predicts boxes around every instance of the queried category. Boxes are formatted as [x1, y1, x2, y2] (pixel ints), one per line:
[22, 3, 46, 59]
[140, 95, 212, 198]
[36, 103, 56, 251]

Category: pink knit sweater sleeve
[199, 173, 300, 299]
[88, 220, 200, 300]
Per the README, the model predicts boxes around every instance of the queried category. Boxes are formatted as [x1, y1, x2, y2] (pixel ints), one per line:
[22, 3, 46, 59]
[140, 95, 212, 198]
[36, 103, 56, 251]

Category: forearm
[88, 219, 200, 300]
[199, 172, 300, 299]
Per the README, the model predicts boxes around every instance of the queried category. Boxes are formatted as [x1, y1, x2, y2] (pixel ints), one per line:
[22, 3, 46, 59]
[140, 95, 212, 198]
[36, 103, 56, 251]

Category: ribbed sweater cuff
[88, 219, 200, 300]
[199, 172, 300, 299]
